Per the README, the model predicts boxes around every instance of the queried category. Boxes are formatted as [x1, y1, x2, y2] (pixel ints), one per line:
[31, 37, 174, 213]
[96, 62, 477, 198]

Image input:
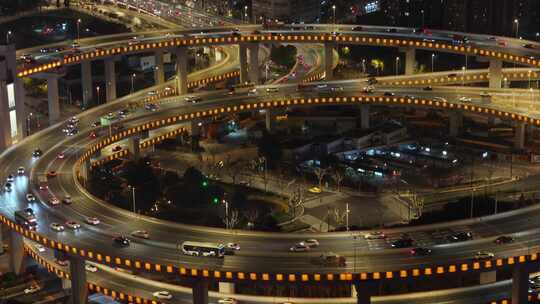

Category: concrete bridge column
[81, 61, 93, 108]
[192, 279, 209, 304]
[514, 122, 526, 150]
[191, 120, 201, 151]
[128, 137, 141, 161]
[265, 109, 275, 132]
[399, 47, 416, 75]
[79, 159, 91, 185]
[69, 255, 88, 304]
[46, 73, 60, 124]
[0, 58, 11, 150]
[324, 43, 336, 80]
[449, 111, 463, 137]
[360, 105, 370, 130]
[239, 44, 248, 83]
[104, 59, 117, 102]
[218, 282, 235, 294]
[10, 230, 24, 275]
[248, 43, 260, 84]
[512, 265, 529, 304]
[154, 50, 165, 85]
[0, 44, 25, 140]
[489, 59, 503, 89]
[175, 48, 188, 95]
[354, 281, 376, 304]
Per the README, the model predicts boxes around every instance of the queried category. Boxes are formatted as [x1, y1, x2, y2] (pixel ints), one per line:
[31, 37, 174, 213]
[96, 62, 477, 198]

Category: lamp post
[26, 113, 33, 136]
[244, 5, 248, 23]
[431, 54, 435, 73]
[96, 86, 100, 104]
[421, 9, 425, 28]
[77, 18, 81, 43]
[130, 73, 136, 93]
[345, 203, 350, 231]
[6, 30, 12, 45]
[461, 66, 466, 86]
[224, 200, 229, 229]
[332, 5, 336, 24]
[129, 185, 136, 214]
[514, 19, 519, 38]
[395, 57, 400, 75]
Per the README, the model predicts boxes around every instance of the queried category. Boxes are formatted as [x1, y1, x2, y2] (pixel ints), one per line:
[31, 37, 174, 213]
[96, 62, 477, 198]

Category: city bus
[180, 241, 225, 258]
[15, 209, 37, 230]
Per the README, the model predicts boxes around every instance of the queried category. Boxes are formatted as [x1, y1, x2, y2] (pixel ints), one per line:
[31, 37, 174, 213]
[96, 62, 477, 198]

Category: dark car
[113, 236, 130, 247]
[494, 235, 514, 245]
[423, 86, 433, 91]
[32, 149, 43, 158]
[391, 237, 414, 248]
[384, 92, 395, 97]
[410, 247, 432, 256]
[448, 232, 473, 242]
[352, 26, 363, 31]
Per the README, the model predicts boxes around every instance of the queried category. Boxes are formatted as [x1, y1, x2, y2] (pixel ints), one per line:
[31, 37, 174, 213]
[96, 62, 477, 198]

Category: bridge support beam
[0, 58, 11, 150]
[449, 111, 463, 137]
[399, 47, 416, 75]
[175, 48, 188, 95]
[514, 122, 526, 150]
[0, 44, 26, 141]
[324, 43, 335, 80]
[360, 105, 370, 130]
[247, 43, 260, 84]
[218, 282, 235, 294]
[479, 270, 497, 284]
[512, 265, 529, 304]
[69, 255, 88, 304]
[192, 279, 209, 304]
[104, 59, 117, 102]
[154, 50, 165, 85]
[354, 281, 375, 304]
[128, 137, 141, 161]
[10, 230, 24, 275]
[190, 120, 201, 151]
[46, 73, 60, 125]
[81, 61, 92, 108]
[489, 59, 502, 89]
[239, 44, 248, 83]
[265, 109, 274, 132]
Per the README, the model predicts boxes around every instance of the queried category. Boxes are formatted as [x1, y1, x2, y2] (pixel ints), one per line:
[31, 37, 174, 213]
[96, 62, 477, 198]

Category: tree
[287, 187, 305, 218]
[269, 45, 297, 69]
[332, 169, 344, 192]
[371, 59, 384, 75]
[256, 130, 282, 168]
[333, 207, 347, 227]
[313, 167, 328, 190]
[223, 209, 240, 229]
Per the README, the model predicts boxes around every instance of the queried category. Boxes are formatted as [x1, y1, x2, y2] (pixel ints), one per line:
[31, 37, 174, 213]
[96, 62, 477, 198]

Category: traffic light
[201, 180, 208, 187]
[212, 197, 219, 204]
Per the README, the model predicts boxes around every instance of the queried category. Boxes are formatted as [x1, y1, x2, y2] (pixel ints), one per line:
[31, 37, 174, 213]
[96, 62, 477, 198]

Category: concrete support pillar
[449, 111, 463, 137]
[192, 279, 209, 304]
[81, 61, 93, 108]
[1, 44, 26, 140]
[104, 59, 117, 102]
[69, 255, 88, 304]
[247, 43, 260, 84]
[239, 44, 248, 83]
[218, 282, 235, 294]
[489, 59, 502, 89]
[265, 109, 274, 132]
[360, 105, 370, 130]
[79, 159, 91, 185]
[10, 230, 24, 275]
[324, 43, 335, 81]
[512, 265, 529, 304]
[175, 48, 188, 95]
[128, 137, 141, 161]
[404, 47, 416, 75]
[0, 58, 11, 150]
[514, 122, 525, 150]
[354, 281, 375, 304]
[46, 74, 60, 125]
[191, 120, 201, 151]
[154, 50, 165, 85]
[0, 225, 4, 255]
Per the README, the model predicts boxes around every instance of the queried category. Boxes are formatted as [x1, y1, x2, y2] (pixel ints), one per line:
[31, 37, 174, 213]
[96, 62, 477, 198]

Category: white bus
[181, 241, 225, 258]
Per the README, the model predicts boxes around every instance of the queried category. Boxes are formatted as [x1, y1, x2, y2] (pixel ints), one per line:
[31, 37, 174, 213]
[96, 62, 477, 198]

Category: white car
[218, 298, 238, 304]
[459, 96, 472, 103]
[63, 196, 73, 204]
[131, 230, 150, 239]
[85, 217, 100, 225]
[65, 221, 81, 229]
[17, 167, 25, 175]
[34, 244, 45, 252]
[50, 222, 65, 232]
[474, 251, 495, 260]
[227, 242, 240, 250]
[364, 231, 386, 240]
[152, 291, 173, 300]
[85, 264, 98, 272]
[56, 259, 69, 266]
[24, 284, 41, 294]
[26, 193, 36, 202]
[290, 243, 310, 252]
[300, 239, 319, 247]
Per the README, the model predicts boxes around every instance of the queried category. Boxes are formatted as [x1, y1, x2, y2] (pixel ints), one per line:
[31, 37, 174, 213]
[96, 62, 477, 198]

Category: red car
[112, 146, 122, 152]
[89, 131, 97, 138]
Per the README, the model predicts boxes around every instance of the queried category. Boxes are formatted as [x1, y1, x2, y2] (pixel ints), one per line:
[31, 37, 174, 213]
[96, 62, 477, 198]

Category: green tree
[270, 45, 297, 69]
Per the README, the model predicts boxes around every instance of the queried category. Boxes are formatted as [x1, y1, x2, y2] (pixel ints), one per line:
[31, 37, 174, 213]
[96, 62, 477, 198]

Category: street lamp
[77, 18, 82, 43]
[345, 203, 350, 231]
[421, 9, 425, 28]
[96, 86, 100, 104]
[6, 30, 12, 45]
[130, 73, 136, 93]
[244, 5, 248, 22]
[461, 66, 466, 86]
[395, 57, 400, 75]
[224, 200, 229, 229]
[431, 54, 435, 73]
[514, 19, 519, 38]
[25, 113, 33, 136]
[128, 185, 136, 214]
[332, 5, 336, 24]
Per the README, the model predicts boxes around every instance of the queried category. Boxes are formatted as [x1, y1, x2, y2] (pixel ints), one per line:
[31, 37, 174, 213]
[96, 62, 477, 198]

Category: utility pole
[346, 203, 350, 231]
